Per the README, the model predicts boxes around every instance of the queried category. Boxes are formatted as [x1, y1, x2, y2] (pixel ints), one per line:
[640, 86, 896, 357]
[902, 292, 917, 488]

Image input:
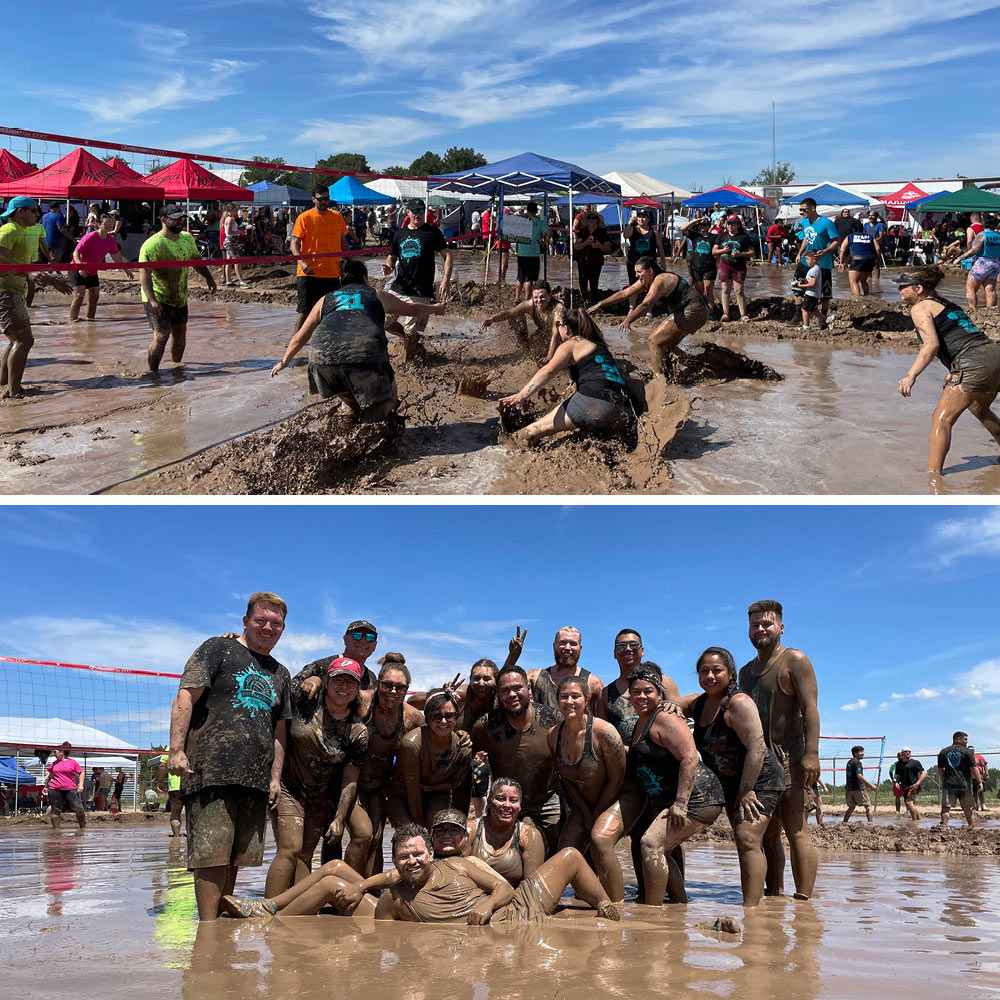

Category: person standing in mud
[43, 742, 86, 830]
[513, 201, 547, 303]
[528, 626, 603, 714]
[737, 599, 820, 899]
[290, 186, 347, 336]
[271, 257, 444, 420]
[842, 746, 878, 824]
[471, 665, 562, 853]
[382, 199, 452, 362]
[573, 212, 612, 305]
[588, 256, 709, 375]
[895, 748, 925, 821]
[794, 199, 840, 330]
[937, 731, 981, 828]
[168, 591, 292, 921]
[480, 281, 563, 351]
[971, 747, 989, 811]
[139, 205, 218, 374]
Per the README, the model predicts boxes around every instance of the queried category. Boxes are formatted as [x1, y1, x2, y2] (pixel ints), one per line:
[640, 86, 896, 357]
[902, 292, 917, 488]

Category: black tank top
[627, 226, 657, 261]
[929, 298, 989, 368]
[691, 692, 745, 782]
[568, 348, 630, 403]
[604, 679, 637, 742]
[626, 706, 679, 807]
[532, 666, 593, 712]
[311, 282, 388, 367]
[555, 715, 603, 797]
[661, 275, 700, 312]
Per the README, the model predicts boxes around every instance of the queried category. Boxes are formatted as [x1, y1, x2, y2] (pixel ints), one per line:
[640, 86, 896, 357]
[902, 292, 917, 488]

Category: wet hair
[340, 257, 369, 284]
[634, 255, 664, 276]
[851, 745, 864, 755]
[953, 731, 968, 742]
[377, 651, 410, 685]
[246, 591, 287, 621]
[498, 664, 528, 686]
[490, 777, 522, 801]
[627, 661, 663, 691]
[391, 822, 431, 858]
[800, 198, 817, 210]
[696, 646, 738, 696]
[556, 674, 589, 702]
[470, 658, 498, 679]
[615, 627, 642, 642]
[553, 625, 581, 642]
[747, 599, 782, 621]
[424, 689, 459, 718]
[533, 280, 553, 296]
[561, 309, 608, 347]
[905, 266, 945, 292]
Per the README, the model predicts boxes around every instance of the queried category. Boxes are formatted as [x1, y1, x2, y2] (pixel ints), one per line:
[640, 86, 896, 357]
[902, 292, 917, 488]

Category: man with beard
[737, 599, 820, 899]
[528, 627, 603, 715]
[471, 665, 562, 853]
[375, 824, 619, 924]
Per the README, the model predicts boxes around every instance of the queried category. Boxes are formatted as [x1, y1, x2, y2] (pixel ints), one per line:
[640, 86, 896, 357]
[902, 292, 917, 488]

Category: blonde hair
[245, 591, 287, 621]
[553, 626, 581, 641]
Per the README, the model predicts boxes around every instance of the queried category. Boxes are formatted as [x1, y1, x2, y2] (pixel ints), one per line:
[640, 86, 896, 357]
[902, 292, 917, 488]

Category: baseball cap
[1, 196, 39, 218]
[431, 808, 468, 830]
[326, 656, 363, 682]
[407, 198, 426, 213]
[900, 746, 911, 753]
[346, 619, 377, 636]
[890, 273, 922, 288]
[159, 204, 187, 220]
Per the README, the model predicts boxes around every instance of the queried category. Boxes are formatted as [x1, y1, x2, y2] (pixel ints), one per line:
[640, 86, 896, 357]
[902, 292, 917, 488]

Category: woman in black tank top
[680, 647, 785, 907]
[546, 675, 626, 852]
[894, 266, 1000, 480]
[498, 308, 637, 447]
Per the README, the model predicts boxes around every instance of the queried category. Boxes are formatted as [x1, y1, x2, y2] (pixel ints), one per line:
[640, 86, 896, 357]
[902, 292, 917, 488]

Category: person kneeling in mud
[271, 257, 445, 420]
[498, 308, 639, 447]
[588, 256, 708, 375]
[480, 281, 563, 349]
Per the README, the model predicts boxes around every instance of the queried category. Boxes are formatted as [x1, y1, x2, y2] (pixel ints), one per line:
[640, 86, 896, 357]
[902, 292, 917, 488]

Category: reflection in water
[42, 832, 82, 917]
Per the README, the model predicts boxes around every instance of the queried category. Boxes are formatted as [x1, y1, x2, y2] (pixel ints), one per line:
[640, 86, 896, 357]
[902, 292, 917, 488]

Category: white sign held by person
[500, 213, 534, 243]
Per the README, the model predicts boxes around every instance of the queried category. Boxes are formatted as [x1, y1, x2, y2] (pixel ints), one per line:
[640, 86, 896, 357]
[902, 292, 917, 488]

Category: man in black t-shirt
[382, 199, 452, 361]
[842, 745, 877, 824]
[938, 731, 981, 828]
[835, 208, 855, 245]
[168, 591, 292, 920]
[896, 747, 925, 821]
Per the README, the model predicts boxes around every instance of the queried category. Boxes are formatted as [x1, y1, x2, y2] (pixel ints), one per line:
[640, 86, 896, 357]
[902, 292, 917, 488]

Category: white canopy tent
[602, 171, 693, 201]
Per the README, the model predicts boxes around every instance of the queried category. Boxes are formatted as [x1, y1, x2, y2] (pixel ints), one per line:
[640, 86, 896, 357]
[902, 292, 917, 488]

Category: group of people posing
[165, 595, 821, 925]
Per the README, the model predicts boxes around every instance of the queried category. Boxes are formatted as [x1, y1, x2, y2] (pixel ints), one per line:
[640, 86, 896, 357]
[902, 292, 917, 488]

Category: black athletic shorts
[296, 276, 341, 316]
[144, 300, 189, 334]
[801, 295, 820, 313]
[72, 271, 100, 289]
[516, 255, 540, 282]
[849, 256, 876, 273]
[818, 267, 833, 298]
[690, 261, 717, 282]
[49, 788, 85, 814]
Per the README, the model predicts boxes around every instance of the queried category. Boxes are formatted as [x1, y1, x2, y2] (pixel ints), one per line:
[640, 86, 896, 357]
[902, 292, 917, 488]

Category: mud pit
[3, 824, 999, 1000]
[4, 276, 1000, 495]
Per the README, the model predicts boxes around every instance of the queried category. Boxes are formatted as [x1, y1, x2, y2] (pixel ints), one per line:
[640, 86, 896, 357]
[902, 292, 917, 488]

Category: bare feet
[597, 899, 623, 921]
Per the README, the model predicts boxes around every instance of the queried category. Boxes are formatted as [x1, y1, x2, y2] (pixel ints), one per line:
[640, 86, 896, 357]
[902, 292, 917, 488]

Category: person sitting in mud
[591, 664, 724, 909]
[497, 308, 639, 448]
[391, 689, 473, 828]
[893, 267, 1000, 484]
[271, 257, 445, 421]
[428, 807, 472, 857]
[469, 777, 545, 887]
[680, 648, 787, 907]
[480, 281, 564, 350]
[375, 823, 620, 924]
[547, 675, 626, 852]
[587, 256, 709, 375]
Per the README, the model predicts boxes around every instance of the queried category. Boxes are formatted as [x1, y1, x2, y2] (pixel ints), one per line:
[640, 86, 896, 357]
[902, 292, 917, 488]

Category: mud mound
[128, 402, 404, 494]
[664, 343, 783, 385]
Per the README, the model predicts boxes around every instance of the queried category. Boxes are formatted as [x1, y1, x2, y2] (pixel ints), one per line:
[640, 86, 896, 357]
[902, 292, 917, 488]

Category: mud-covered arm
[594, 722, 626, 815]
[786, 651, 820, 786]
[726, 694, 767, 814]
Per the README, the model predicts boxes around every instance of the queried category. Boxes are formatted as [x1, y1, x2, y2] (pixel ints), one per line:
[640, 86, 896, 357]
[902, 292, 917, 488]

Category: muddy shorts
[48, 788, 85, 814]
[671, 300, 710, 335]
[392, 293, 432, 337]
[651, 764, 725, 826]
[564, 391, 635, 433]
[492, 872, 556, 925]
[524, 792, 563, 849]
[845, 788, 871, 808]
[902, 785, 920, 802]
[307, 362, 397, 413]
[802, 295, 820, 313]
[167, 789, 184, 810]
[690, 261, 717, 282]
[717, 260, 747, 283]
[516, 255, 540, 282]
[185, 785, 268, 870]
[849, 256, 876, 272]
[0, 291, 31, 339]
[275, 783, 332, 857]
[296, 276, 341, 316]
[72, 271, 100, 289]
[723, 751, 786, 820]
[943, 788, 974, 810]
[144, 300, 188, 334]
[946, 343, 1000, 395]
[971, 256, 1000, 281]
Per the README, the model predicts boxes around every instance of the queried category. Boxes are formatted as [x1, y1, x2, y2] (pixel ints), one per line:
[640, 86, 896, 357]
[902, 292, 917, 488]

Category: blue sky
[4, 2, 1000, 189]
[2, 504, 999, 775]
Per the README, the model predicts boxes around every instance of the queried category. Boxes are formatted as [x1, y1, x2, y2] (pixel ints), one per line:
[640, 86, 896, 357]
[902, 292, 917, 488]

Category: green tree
[745, 162, 796, 186]
[314, 153, 373, 179]
[408, 150, 446, 177]
[441, 146, 487, 172]
[381, 164, 410, 176]
[241, 155, 304, 188]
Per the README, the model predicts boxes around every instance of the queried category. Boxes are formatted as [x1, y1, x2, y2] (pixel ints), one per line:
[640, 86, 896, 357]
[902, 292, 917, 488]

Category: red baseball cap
[327, 657, 362, 682]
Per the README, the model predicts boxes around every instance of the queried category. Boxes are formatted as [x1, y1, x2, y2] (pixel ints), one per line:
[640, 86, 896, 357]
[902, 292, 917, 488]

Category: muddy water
[2, 826, 997, 999]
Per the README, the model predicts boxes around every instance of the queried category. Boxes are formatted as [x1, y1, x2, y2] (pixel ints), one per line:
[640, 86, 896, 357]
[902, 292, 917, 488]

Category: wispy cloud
[890, 687, 941, 700]
[0, 508, 97, 558]
[840, 699, 869, 711]
[927, 509, 1000, 567]
[174, 128, 268, 150]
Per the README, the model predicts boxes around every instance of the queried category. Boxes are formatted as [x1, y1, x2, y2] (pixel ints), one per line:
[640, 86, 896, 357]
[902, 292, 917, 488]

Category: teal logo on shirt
[231, 663, 277, 716]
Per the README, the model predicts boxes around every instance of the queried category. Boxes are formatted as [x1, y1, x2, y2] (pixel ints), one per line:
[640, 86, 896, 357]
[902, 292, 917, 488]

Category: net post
[875, 736, 886, 811]
[832, 754, 838, 804]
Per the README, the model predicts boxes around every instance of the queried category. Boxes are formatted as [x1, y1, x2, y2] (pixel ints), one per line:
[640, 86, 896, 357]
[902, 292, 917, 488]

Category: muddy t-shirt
[690, 232, 717, 269]
[391, 224, 447, 298]
[845, 758, 863, 790]
[938, 743, 977, 791]
[139, 230, 199, 307]
[897, 757, 924, 789]
[718, 232, 753, 267]
[283, 679, 369, 798]
[311, 282, 388, 367]
[178, 637, 292, 796]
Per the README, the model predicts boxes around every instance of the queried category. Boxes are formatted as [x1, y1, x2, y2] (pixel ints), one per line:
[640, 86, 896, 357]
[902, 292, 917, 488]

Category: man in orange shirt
[290, 185, 347, 333]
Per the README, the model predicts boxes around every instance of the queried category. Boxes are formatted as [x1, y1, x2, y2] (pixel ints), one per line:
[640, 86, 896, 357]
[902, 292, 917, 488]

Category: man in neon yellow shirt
[157, 751, 185, 838]
[138, 205, 217, 372]
[24, 215, 48, 308]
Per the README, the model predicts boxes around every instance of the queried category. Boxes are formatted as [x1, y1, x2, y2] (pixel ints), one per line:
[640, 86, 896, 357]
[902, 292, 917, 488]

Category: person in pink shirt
[69, 213, 133, 322]
[44, 741, 86, 829]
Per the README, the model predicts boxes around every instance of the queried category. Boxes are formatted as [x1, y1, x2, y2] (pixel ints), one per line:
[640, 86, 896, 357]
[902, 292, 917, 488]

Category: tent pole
[484, 192, 494, 284]
[542, 192, 548, 282]
[14, 748, 19, 814]
[756, 203, 763, 261]
[497, 186, 506, 287]
[569, 188, 574, 302]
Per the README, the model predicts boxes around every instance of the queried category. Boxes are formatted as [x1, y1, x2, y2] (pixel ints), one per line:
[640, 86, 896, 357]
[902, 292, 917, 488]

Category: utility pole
[771, 101, 776, 181]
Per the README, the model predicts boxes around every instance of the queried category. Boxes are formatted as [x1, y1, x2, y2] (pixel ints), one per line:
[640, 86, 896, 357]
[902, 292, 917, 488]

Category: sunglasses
[427, 711, 457, 722]
[615, 641, 642, 651]
[379, 680, 407, 692]
[348, 630, 377, 643]
[314, 196, 330, 202]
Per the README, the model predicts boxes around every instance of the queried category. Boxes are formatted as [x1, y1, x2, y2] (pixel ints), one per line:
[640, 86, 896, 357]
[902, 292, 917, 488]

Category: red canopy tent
[144, 159, 253, 207]
[878, 181, 930, 221]
[0, 147, 165, 200]
[0, 149, 34, 182]
[105, 156, 144, 180]
[623, 196, 663, 207]
[715, 184, 768, 204]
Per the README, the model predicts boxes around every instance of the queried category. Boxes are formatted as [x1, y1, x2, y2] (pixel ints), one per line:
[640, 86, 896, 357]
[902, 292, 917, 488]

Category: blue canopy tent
[551, 193, 626, 233]
[429, 152, 621, 288]
[245, 180, 313, 206]
[328, 175, 395, 206]
[781, 182, 869, 207]
[0, 757, 35, 784]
